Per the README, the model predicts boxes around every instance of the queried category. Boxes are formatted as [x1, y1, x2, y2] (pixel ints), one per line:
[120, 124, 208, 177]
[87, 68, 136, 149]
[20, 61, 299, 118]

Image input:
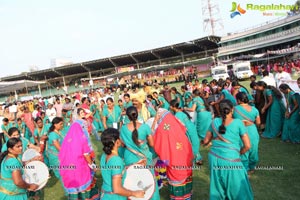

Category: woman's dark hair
[218, 81, 226, 90]
[101, 128, 120, 155]
[106, 97, 114, 104]
[124, 93, 130, 98]
[126, 106, 139, 146]
[250, 81, 256, 89]
[81, 97, 87, 104]
[77, 108, 84, 115]
[170, 100, 191, 119]
[257, 81, 282, 99]
[147, 94, 154, 100]
[219, 100, 233, 134]
[2, 118, 9, 123]
[279, 83, 293, 91]
[35, 117, 43, 123]
[202, 79, 208, 85]
[193, 89, 210, 110]
[7, 127, 20, 136]
[236, 92, 249, 104]
[171, 87, 179, 94]
[0, 138, 22, 170]
[17, 118, 22, 122]
[232, 81, 249, 93]
[181, 85, 188, 91]
[48, 117, 63, 133]
[8, 127, 20, 137]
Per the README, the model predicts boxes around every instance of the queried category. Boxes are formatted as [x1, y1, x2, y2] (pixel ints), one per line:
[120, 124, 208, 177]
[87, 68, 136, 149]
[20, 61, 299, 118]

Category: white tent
[0, 80, 46, 94]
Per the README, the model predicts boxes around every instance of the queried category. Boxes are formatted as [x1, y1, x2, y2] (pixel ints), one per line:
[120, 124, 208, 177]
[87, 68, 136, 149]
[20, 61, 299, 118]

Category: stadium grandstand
[0, 36, 219, 100]
[217, 14, 300, 66]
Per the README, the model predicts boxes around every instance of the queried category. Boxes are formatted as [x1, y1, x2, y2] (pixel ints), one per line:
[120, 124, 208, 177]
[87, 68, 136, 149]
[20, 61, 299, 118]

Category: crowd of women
[0, 74, 299, 200]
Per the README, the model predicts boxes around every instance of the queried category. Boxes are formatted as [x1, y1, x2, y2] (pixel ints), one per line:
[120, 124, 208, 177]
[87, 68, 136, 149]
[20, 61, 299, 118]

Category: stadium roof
[0, 36, 220, 82]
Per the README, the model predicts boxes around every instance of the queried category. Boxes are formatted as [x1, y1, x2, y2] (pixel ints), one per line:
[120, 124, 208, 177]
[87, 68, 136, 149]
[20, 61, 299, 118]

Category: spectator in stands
[261, 71, 276, 87]
[275, 64, 292, 87]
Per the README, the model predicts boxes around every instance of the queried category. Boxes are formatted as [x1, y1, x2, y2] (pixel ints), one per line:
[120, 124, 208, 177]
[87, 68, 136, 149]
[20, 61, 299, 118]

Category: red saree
[153, 111, 193, 182]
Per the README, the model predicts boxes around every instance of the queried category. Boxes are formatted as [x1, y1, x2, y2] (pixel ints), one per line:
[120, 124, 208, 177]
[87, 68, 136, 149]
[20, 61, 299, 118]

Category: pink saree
[58, 120, 95, 194]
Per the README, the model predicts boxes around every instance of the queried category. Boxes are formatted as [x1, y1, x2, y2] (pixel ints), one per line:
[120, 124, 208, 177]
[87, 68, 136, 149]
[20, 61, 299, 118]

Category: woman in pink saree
[58, 108, 99, 199]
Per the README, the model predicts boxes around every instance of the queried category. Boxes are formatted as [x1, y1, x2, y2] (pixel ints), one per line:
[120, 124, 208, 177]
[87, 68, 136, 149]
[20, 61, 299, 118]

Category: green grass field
[43, 136, 300, 200]
[41, 79, 300, 200]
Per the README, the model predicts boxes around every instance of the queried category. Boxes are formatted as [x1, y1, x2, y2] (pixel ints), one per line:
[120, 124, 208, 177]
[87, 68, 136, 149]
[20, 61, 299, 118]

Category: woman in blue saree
[102, 98, 122, 130]
[185, 89, 212, 142]
[232, 81, 255, 106]
[279, 84, 300, 143]
[170, 100, 201, 165]
[256, 81, 285, 138]
[0, 138, 38, 200]
[233, 92, 261, 173]
[120, 106, 160, 200]
[202, 99, 253, 200]
[100, 128, 145, 199]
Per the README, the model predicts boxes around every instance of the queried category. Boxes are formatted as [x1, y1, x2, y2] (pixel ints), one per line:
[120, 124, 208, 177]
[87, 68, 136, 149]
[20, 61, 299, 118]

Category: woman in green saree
[279, 84, 300, 143]
[202, 99, 253, 200]
[256, 81, 285, 138]
[100, 128, 145, 199]
[233, 92, 260, 173]
[120, 106, 160, 200]
[0, 138, 38, 200]
[170, 100, 202, 165]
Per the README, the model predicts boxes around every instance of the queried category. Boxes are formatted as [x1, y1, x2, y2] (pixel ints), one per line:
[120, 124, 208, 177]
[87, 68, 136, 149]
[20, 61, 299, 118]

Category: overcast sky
[0, 0, 296, 77]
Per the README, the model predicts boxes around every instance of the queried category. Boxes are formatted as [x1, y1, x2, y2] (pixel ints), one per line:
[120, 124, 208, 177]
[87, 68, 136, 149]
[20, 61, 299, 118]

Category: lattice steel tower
[202, 0, 224, 36]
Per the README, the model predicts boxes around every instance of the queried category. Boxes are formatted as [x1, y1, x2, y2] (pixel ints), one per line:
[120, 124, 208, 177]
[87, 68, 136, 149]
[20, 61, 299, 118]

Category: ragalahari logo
[230, 2, 246, 18]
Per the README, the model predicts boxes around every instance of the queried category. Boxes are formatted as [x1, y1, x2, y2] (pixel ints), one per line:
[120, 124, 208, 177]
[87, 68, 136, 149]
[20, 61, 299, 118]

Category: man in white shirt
[46, 103, 56, 122]
[275, 65, 292, 87]
[9, 103, 18, 121]
[261, 71, 276, 87]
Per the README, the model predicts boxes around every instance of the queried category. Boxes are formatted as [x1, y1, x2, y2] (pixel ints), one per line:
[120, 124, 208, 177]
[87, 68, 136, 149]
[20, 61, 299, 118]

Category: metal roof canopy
[1, 36, 220, 82]
[0, 80, 46, 94]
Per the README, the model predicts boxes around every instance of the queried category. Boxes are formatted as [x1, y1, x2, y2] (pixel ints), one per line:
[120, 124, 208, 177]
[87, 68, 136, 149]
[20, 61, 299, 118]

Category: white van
[232, 61, 253, 80]
[211, 65, 229, 80]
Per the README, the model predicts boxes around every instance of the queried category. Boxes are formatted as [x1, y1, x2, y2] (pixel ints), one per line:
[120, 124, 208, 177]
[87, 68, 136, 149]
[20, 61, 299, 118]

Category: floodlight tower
[202, 0, 224, 36]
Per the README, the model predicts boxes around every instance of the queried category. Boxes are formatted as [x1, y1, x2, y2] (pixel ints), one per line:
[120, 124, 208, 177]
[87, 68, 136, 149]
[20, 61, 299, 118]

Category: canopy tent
[0, 80, 46, 94]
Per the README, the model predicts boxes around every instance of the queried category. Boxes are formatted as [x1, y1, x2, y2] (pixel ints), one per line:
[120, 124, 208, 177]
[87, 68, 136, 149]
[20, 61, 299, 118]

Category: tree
[290, 0, 300, 15]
